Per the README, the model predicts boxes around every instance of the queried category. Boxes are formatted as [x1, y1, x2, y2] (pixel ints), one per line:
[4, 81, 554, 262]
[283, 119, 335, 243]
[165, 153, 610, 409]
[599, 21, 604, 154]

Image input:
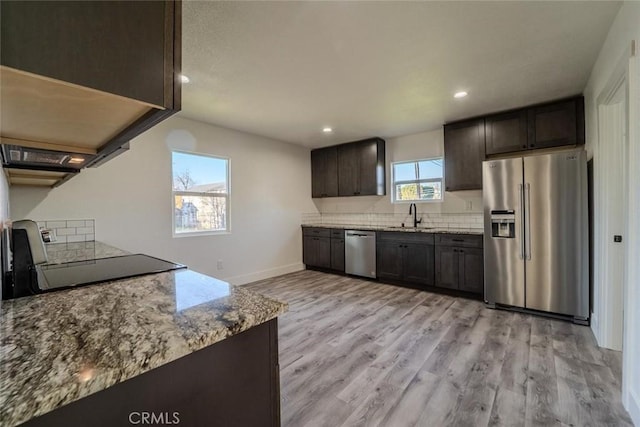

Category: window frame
[390, 157, 444, 204]
[171, 150, 231, 237]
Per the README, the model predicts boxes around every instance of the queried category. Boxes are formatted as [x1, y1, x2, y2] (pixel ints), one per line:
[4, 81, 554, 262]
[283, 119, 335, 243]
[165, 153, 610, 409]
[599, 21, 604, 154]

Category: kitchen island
[0, 242, 287, 427]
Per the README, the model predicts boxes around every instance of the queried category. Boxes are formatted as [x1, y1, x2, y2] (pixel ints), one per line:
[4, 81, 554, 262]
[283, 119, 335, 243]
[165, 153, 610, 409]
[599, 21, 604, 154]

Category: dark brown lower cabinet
[435, 246, 484, 294]
[24, 319, 281, 427]
[403, 243, 435, 286]
[303, 235, 330, 269]
[458, 247, 484, 293]
[303, 227, 344, 272]
[434, 246, 458, 289]
[376, 240, 404, 281]
[330, 236, 345, 272]
[376, 232, 434, 288]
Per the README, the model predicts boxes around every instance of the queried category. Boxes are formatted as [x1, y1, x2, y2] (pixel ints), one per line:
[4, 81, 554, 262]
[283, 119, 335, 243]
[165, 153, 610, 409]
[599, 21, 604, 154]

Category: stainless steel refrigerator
[483, 148, 589, 324]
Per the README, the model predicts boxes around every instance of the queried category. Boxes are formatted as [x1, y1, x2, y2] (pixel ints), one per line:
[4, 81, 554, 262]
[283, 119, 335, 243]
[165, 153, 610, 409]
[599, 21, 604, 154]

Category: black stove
[37, 254, 186, 292]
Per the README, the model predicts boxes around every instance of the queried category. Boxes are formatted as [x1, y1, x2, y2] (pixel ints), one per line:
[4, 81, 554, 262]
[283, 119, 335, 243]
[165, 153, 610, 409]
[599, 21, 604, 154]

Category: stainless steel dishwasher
[345, 230, 376, 279]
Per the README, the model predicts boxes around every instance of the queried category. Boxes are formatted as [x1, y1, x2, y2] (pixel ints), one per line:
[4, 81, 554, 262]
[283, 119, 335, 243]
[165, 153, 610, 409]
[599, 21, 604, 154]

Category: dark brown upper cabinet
[443, 96, 584, 192]
[0, 0, 181, 185]
[443, 119, 485, 191]
[311, 137, 385, 198]
[528, 97, 584, 149]
[338, 138, 385, 197]
[485, 109, 528, 155]
[311, 146, 338, 198]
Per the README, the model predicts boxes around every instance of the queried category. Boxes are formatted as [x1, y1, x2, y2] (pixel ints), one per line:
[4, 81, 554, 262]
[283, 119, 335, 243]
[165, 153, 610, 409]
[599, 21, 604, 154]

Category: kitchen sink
[386, 226, 434, 231]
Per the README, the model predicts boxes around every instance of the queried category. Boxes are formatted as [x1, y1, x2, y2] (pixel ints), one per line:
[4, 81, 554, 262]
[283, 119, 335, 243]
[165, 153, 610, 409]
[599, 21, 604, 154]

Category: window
[391, 158, 443, 202]
[172, 151, 229, 235]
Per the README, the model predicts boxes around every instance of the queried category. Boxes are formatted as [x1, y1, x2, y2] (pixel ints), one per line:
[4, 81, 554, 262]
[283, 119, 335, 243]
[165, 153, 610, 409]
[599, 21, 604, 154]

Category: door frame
[622, 43, 640, 425]
[592, 48, 630, 351]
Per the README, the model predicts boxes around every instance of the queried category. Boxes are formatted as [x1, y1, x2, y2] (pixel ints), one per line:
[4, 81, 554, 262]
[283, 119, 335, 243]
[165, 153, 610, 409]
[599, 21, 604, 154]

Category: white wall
[10, 116, 316, 285]
[583, 1, 640, 424]
[313, 128, 483, 215]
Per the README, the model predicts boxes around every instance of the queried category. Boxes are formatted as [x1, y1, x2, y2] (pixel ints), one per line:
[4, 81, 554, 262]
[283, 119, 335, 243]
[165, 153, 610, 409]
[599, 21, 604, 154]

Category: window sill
[173, 230, 231, 238]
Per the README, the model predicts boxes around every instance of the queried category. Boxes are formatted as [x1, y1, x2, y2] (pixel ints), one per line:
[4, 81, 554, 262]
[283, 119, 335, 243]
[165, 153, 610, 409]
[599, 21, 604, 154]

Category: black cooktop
[37, 254, 186, 291]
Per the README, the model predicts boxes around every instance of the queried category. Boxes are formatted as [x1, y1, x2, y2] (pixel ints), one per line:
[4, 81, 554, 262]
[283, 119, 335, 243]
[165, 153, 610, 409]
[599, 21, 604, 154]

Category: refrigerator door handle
[525, 183, 532, 260]
[518, 183, 524, 260]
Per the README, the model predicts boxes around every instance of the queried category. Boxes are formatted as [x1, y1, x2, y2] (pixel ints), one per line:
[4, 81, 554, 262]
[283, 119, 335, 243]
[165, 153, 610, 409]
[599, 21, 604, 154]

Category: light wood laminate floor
[245, 270, 632, 427]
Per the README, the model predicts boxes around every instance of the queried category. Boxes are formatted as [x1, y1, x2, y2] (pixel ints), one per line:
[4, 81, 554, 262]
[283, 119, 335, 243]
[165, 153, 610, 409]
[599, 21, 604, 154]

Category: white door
[594, 83, 627, 350]
[622, 49, 640, 426]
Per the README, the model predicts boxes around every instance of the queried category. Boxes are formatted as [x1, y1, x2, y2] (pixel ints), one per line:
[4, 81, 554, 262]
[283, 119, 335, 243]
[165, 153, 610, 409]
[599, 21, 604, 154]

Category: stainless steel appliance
[345, 230, 376, 279]
[483, 149, 589, 324]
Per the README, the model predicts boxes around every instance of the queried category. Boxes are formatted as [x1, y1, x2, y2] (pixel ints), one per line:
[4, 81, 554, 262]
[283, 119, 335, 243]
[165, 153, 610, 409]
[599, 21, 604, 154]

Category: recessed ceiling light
[322, 127, 333, 133]
[180, 74, 190, 84]
[454, 91, 468, 98]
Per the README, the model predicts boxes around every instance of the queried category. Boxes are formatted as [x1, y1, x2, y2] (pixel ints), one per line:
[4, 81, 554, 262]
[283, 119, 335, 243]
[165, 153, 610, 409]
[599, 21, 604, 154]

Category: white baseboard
[591, 312, 601, 345]
[627, 389, 640, 427]
[225, 262, 305, 286]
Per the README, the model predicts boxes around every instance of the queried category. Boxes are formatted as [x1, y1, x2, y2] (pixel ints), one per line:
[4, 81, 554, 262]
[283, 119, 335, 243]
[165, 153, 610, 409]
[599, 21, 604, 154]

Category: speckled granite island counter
[0, 242, 288, 427]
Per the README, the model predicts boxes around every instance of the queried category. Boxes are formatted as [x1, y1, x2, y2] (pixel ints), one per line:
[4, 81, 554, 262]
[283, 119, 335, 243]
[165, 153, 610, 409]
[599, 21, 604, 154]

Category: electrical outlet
[217, 259, 223, 270]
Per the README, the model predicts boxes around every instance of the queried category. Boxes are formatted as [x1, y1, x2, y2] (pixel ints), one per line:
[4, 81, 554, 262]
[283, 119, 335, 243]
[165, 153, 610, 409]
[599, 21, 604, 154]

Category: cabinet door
[528, 99, 578, 149]
[303, 235, 316, 266]
[303, 236, 330, 269]
[444, 119, 485, 191]
[330, 238, 345, 272]
[485, 110, 528, 155]
[1, 1, 173, 107]
[376, 240, 403, 281]
[337, 143, 360, 196]
[311, 147, 338, 198]
[403, 243, 435, 286]
[435, 246, 458, 289]
[458, 247, 484, 294]
[358, 139, 384, 196]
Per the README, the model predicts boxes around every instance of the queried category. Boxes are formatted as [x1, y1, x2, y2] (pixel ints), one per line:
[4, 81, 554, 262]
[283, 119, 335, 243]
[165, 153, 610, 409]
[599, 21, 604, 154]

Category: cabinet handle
[530, 144, 535, 148]
[453, 249, 457, 252]
[522, 145, 527, 148]
[460, 249, 464, 253]
[452, 238, 464, 242]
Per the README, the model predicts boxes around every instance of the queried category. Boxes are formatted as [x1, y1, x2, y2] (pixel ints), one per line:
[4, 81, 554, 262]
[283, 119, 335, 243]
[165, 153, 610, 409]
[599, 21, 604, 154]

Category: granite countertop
[0, 243, 288, 427]
[302, 223, 484, 235]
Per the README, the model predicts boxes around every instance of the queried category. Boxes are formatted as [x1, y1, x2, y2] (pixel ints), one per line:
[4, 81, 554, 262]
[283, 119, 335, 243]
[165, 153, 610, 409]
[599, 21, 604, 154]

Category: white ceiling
[180, 1, 620, 148]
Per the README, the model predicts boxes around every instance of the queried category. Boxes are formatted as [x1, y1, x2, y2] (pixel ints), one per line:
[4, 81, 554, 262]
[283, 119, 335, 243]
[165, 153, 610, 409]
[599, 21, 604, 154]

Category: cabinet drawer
[330, 229, 345, 238]
[302, 227, 331, 238]
[377, 231, 434, 244]
[435, 233, 483, 248]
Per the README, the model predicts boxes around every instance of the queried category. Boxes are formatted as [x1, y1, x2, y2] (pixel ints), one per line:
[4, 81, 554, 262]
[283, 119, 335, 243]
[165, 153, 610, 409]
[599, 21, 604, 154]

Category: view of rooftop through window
[172, 151, 229, 234]
[392, 158, 443, 202]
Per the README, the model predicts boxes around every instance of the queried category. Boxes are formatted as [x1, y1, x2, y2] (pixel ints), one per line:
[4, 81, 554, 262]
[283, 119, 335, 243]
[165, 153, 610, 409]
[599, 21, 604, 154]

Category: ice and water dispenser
[490, 210, 516, 238]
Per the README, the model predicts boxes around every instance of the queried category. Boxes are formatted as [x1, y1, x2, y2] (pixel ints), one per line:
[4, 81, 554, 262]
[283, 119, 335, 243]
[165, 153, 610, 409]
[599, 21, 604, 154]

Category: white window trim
[171, 150, 231, 237]
[391, 157, 444, 204]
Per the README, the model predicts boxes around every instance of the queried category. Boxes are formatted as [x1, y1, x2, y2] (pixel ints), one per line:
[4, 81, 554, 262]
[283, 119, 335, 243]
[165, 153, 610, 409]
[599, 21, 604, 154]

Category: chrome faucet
[409, 203, 422, 228]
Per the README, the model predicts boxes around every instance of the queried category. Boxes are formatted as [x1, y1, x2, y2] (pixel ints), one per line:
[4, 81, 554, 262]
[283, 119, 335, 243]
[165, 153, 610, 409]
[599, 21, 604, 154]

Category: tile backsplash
[36, 219, 95, 243]
[301, 212, 483, 230]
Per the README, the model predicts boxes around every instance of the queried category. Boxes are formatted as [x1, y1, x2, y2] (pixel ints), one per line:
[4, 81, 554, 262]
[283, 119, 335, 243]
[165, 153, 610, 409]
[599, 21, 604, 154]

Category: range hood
[1, 144, 95, 171]
[1, 144, 98, 187]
